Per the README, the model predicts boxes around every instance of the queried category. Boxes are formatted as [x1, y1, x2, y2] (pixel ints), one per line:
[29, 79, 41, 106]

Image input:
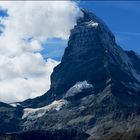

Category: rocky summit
[0, 9, 140, 140]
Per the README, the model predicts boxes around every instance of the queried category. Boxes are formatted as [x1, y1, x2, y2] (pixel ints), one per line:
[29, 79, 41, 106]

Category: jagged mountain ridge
[0, 9, 140, 139]
[21, 9, 140, 108]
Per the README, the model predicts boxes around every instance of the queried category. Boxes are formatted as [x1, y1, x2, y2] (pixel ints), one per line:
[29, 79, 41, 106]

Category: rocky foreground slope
[0, 9, 140, 139]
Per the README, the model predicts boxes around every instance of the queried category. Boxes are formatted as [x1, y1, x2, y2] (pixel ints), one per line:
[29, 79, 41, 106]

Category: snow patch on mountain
[87, 21, 99, 27]
[64, 81, 93, 98]
[22, 99, 68, 120]
[10, 103, 21, 107]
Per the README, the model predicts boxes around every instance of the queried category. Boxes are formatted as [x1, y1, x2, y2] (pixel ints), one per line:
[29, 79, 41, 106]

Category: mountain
[0, 102, 22, 133]
[0, 9, 140, 139]
[0, 130, 89, 140]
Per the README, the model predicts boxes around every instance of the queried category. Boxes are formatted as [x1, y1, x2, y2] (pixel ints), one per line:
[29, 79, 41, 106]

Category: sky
[0, 1, 139, 103]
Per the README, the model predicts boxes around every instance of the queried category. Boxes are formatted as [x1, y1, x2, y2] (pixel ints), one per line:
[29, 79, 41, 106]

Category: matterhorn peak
[77, 9, 100, 25]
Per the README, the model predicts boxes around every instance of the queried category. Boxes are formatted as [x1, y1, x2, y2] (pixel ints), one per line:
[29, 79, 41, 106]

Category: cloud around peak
[0, 1, 82, 103]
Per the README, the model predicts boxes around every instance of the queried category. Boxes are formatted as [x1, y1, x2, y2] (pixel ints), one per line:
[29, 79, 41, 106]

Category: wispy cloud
[115, 31, 140, 36]
[0, 1, 82, 103]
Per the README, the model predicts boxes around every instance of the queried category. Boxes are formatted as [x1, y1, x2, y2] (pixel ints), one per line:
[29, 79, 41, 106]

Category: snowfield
[64, 80, 93, 98]
[87, 21, 99, 27]
[22, 99, 68, 120]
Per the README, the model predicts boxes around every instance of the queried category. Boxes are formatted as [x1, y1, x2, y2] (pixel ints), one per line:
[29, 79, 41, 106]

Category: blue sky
[0, 1, 140, 61]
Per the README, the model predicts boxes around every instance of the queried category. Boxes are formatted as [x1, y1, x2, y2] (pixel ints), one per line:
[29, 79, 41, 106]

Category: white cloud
[0, 1, 82, 103]
[0, 57, 59, 103]
[0, 1, 82, 41]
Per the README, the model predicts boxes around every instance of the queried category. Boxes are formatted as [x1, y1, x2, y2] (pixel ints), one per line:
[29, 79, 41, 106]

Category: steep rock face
[50, 10, 115, 100]
[0, 102, 23, 133]
[1, 9, 140, 139]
